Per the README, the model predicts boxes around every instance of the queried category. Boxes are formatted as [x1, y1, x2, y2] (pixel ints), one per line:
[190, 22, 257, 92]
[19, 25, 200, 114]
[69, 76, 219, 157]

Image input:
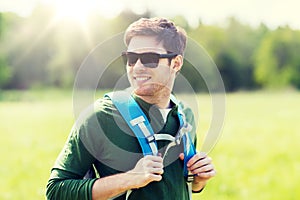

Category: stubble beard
[134, 82, 171, 99]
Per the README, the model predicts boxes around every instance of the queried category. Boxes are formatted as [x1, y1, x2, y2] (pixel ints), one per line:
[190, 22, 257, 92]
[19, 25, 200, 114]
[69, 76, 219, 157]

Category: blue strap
[183, 133, 197, 178]
[105, 91, 157, 156]
[171, 95, 197, 177]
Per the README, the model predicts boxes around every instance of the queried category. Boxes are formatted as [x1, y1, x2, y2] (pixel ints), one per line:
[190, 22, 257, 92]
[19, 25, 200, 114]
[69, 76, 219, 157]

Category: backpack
[105, 91, 197, 181]
[84, 91, 197, 199]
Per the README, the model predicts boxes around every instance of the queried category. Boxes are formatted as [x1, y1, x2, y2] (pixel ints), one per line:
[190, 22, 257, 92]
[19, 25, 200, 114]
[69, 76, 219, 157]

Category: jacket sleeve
[46, 123, 98, 200]
[46, 170, 97, 200]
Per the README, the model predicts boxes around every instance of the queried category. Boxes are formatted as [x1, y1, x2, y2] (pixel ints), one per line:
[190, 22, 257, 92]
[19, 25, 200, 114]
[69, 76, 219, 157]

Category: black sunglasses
[121, 52, 178, 68]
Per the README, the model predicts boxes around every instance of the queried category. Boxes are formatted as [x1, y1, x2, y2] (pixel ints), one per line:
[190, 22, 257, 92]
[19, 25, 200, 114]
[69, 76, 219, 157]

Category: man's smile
[134, 76, 151, 82]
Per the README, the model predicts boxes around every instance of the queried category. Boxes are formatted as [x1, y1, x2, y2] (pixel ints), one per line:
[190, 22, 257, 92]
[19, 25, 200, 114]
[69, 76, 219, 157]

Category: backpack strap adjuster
[146, 135, 156, 143]
[186, 174, 195, 182]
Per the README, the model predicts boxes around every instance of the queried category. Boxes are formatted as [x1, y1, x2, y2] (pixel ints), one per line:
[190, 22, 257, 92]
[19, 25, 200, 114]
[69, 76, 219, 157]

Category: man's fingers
[149, 167, 164, 175]
[188, 157, 212, 171]
[144, 155, 163, 163]
[142, 155, 164, 175]
[179, 153, 184, 160]
[187, 152, 207, 167]
[148, 173, 163, 182]
[191, 163, 214, 174]
[196, 169, 217, 178]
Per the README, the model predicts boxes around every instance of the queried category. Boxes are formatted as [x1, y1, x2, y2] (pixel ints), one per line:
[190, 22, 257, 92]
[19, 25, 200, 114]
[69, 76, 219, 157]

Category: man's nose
[133, 59, 146, 70]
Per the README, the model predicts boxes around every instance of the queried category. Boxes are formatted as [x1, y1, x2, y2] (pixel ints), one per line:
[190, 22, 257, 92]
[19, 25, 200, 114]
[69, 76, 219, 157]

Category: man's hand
[127, 155, 164, 189]
[180, 152, 216, 191]
[92, 155, 164, 200]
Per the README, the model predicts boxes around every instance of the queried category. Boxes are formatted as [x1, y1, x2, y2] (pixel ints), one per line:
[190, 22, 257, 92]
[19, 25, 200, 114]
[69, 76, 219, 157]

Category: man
[46, 17, 216, 200]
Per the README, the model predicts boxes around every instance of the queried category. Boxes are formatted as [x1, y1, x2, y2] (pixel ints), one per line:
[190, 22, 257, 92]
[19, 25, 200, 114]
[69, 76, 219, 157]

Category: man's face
[126, 36, 178, 97]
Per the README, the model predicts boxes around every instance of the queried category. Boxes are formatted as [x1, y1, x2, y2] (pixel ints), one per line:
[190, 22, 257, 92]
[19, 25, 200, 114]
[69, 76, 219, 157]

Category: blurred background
[1, 0, 300, 91]
[0, 0, 299, 199]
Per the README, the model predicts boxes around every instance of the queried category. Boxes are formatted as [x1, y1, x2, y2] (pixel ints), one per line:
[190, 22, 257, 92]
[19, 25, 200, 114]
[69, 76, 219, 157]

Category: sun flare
[52, 0, 92, 23]
[48, 0, 123, 23]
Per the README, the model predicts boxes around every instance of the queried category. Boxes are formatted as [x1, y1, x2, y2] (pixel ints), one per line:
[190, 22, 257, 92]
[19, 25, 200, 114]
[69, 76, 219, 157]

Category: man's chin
[133, 84, 170, 97]
[133, 88, 155, 96]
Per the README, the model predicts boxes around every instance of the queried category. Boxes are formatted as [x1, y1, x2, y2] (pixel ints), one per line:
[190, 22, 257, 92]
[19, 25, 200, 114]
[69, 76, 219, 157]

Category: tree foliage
[254, 27, 300, 89]
[0, 6, 300, 91]
[0, 13, 11, 87]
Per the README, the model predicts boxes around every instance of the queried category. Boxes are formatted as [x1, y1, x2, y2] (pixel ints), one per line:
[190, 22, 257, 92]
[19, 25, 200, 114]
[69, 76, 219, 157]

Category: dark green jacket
[46, 95, 197, 200]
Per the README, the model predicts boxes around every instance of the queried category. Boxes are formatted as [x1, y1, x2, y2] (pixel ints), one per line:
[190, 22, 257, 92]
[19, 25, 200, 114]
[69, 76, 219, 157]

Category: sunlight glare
[95, 0, 124, 19]
[52, 0, 93, 23]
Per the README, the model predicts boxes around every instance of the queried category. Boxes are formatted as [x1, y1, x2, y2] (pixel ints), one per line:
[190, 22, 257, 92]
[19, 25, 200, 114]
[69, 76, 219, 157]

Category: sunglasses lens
[122, 52, 171, 68]
[127, 54, 138, 66]
[141, 53, 159, 68]
[121, 54, 128, 65]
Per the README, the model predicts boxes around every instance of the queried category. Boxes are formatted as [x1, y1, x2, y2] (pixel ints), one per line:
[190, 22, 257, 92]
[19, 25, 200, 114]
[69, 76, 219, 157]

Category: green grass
[0, 90, 299, 199]
[195, 91, 300, 200]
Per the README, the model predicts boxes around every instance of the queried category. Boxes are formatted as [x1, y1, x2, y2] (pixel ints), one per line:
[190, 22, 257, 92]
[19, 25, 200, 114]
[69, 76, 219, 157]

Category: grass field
[0, 89, 299, 200]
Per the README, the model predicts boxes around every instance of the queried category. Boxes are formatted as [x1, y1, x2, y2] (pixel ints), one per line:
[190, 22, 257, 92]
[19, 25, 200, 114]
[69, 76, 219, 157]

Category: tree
[0, 13, 12, 88]
[254, 27, 300, 89]
[219, 18, 268, 91]
[189, 17, 268, 92]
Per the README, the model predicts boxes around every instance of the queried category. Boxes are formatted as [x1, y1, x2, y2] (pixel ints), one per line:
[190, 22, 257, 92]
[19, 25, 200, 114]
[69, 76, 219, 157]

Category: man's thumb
[179, 153, 184, 160]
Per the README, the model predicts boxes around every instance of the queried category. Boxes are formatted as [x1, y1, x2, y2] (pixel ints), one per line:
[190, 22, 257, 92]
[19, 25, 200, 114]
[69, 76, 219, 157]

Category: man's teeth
[135, 77, 150, 81]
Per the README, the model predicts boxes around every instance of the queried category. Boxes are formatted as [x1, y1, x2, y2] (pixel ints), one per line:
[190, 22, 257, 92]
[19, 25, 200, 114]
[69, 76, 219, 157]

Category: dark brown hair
[124, 17, 187, 55]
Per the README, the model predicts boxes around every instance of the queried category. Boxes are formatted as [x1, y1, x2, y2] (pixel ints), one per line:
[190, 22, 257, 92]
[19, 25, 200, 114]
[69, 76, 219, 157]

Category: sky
[0, 0, 300, 29]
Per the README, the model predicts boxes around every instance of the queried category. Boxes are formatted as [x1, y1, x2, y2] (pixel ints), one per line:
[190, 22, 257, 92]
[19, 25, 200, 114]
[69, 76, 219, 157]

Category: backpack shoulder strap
[171, 94, 197, 180]
[105, 91, 158, 156]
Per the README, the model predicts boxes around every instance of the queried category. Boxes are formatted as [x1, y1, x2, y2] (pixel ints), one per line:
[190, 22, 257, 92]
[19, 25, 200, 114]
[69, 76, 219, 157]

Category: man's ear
[171, 55, 183, 72]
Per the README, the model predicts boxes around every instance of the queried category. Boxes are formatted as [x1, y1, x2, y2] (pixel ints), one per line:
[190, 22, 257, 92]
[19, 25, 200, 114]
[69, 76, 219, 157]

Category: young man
[46, 17, 216, 200]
